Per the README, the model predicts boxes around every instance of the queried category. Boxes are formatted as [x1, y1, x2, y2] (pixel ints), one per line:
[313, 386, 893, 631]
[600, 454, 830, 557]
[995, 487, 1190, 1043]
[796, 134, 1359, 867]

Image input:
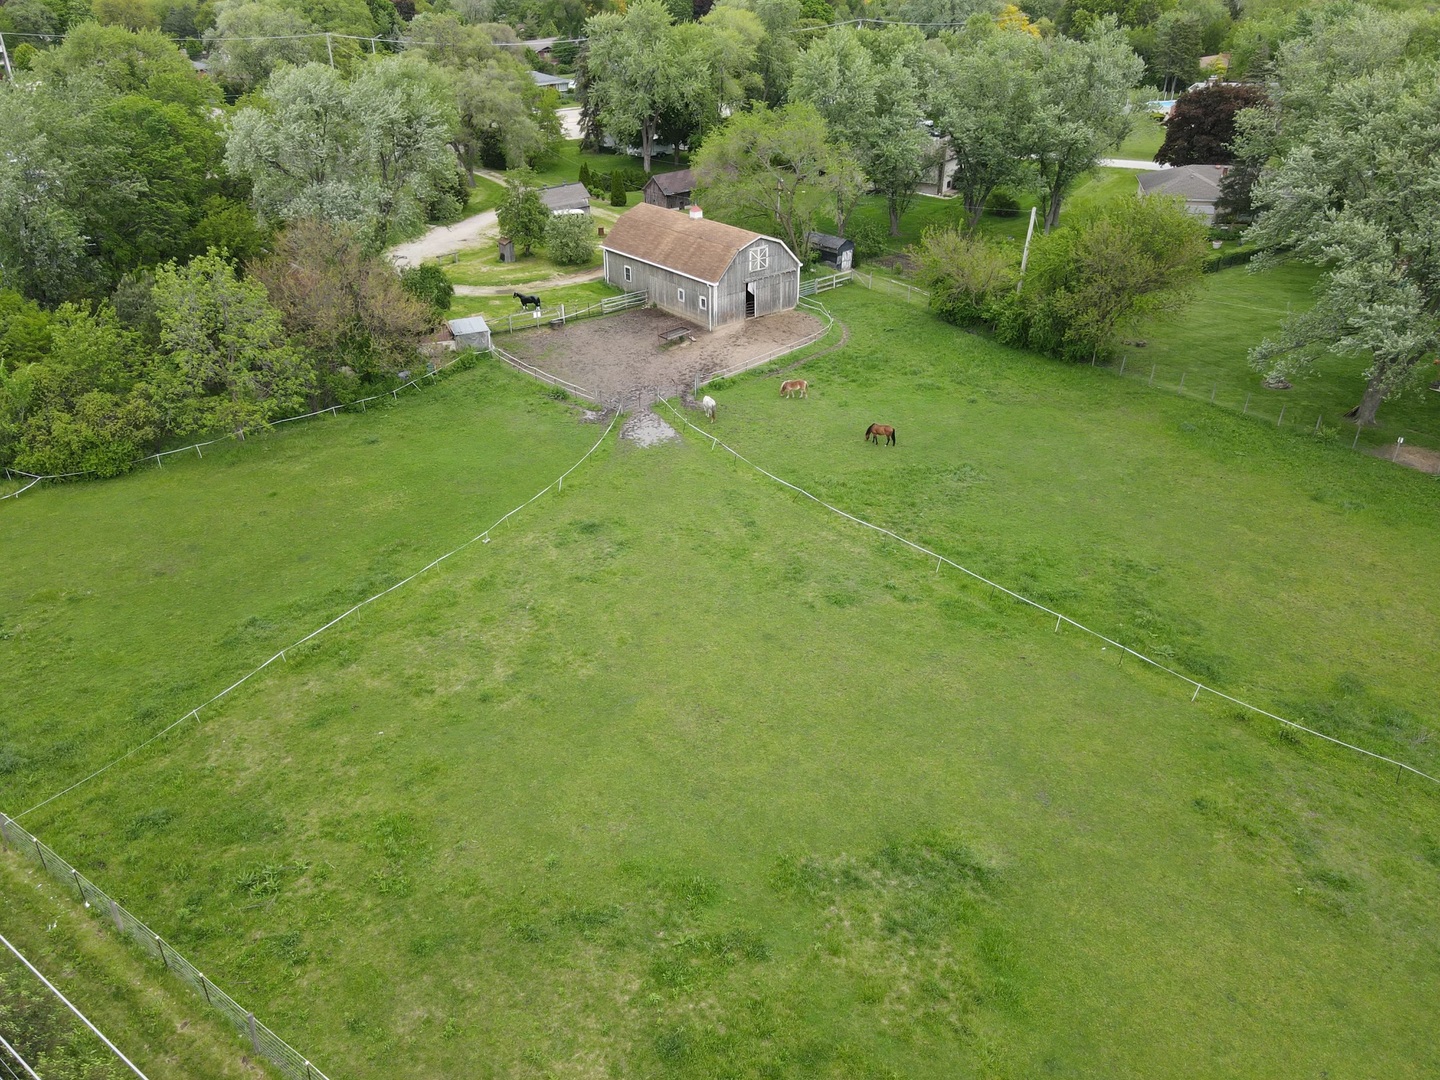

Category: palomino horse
[864, 423, 896, 446]
[701, 395, 717, 423]
[780, 379, 808, 398]
[513, 291, 541, 310]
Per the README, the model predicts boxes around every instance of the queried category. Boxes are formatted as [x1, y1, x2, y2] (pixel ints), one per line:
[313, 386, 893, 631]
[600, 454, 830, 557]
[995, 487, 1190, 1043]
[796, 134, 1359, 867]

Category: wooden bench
[659, 326, 694, 345]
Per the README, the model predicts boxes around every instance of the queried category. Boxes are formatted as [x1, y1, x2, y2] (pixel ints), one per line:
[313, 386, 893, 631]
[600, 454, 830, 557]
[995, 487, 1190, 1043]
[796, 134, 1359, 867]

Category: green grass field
[1122, 262, 1440, 451]
[448, 280, 622, 321]
[3, 289, 1439, 1079]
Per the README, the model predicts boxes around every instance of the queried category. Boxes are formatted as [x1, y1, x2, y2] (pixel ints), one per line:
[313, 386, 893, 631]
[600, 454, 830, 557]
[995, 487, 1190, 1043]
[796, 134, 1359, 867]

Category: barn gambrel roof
[601, 203, 794, 285]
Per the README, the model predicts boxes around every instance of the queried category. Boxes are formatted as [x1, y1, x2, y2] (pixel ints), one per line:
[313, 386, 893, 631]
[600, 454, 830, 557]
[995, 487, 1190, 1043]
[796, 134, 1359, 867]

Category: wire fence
[0, 349, 479, 503]
[1101, 353, 1440, 460]
[850, 269, 930, 306]
[655, 396, 1440, 789]
[485, 291, 646, 336]
[0, 816, 327, 1080]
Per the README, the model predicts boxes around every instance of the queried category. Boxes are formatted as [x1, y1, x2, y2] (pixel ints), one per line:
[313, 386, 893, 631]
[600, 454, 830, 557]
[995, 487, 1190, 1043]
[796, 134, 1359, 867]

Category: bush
[984, 189, 1021, 217]
[848, 219, 888, 262]
[1202, 245, 1259, 273]
[610, 169, 626, 207]
[546, 213, 597, 266]
[913, 227, 1018, 329]
[400, 264, 455, 315]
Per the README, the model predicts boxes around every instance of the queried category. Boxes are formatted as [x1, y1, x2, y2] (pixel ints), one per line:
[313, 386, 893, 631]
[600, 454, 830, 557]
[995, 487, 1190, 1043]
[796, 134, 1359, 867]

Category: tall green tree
[151, 250, 311, 437]
[1156, 82, 1265, 166]
[1031, 18, 1143, 232]
[225, 59, 459, 243]
[496, 169, 551, 255]
[584, 0, 685, 173]
[1242, 12, 1440, 426]
[934, 28, 1042, 228]
[691, 103, 847, 256]
[205, 2, 325, 94]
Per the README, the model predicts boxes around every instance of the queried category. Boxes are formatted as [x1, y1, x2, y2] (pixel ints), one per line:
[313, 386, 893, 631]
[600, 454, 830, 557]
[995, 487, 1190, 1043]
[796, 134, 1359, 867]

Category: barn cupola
[689, 205, 703, 220]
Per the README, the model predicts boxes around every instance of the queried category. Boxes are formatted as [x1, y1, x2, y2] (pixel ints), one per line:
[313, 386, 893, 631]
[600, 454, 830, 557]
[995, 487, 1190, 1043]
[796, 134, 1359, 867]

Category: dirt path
[453, 267, 605, 296]
[387, 209, 498, 268]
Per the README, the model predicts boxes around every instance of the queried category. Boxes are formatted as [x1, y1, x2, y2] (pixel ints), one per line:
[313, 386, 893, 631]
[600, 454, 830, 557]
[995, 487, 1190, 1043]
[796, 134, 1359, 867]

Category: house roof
[806, 231, 853, 252]
[602, 203, 774, 285]
[448, 316, 490, 336]
[529, 70, 573, 89]
[1138, 164, 1226, 202]
[645, 168, 695, 197]
[538, 182, 591, 211]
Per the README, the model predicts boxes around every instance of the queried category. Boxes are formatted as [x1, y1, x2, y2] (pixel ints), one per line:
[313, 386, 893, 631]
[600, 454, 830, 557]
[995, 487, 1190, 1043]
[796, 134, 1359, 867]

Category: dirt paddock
[497, 307, 823, 406]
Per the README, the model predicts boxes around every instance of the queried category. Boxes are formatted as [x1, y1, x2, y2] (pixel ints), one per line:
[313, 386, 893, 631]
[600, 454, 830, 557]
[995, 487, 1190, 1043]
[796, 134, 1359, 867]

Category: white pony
[701, 395, 717, 423]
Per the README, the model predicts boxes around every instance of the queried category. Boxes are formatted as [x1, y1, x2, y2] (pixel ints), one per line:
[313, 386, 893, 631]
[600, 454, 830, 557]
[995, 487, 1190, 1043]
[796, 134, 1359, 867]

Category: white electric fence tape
[16, 414, 618, 820]
[658, 397, 1440, 787]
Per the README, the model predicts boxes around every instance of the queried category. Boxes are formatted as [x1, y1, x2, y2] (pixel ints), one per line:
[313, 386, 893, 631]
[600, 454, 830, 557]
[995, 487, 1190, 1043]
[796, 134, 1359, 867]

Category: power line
[0, 933, 151, 1080]
[0, 1033, 42, 1080]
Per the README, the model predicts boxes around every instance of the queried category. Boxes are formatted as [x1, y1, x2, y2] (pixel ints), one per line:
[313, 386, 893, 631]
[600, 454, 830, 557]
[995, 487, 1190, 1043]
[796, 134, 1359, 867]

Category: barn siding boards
[601, 204, 800, 330]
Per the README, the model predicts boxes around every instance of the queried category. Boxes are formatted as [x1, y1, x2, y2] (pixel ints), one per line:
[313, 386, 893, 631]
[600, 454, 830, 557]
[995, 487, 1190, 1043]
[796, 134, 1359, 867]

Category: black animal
[514, 291, 542, 311]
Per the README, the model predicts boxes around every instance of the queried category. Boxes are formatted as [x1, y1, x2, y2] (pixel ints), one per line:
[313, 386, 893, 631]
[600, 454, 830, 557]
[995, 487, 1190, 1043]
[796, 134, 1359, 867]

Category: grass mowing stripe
[15, 415, 619, 822]
[657, 396, 1440, 787]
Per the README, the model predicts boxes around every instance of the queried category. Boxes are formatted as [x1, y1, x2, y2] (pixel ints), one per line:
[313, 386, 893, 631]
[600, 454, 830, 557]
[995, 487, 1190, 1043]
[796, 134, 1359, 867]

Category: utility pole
[1016, 206, 1038, 293]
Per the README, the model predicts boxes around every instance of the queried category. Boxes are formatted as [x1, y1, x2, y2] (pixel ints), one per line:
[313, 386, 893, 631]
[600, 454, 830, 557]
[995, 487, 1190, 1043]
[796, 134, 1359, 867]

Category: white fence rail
[0, 813, 333, 1080]
[490, 345, 605, 406]
[798, 271, 852, 297]
[697, 297, 837, 385]
[486, 291, 646, 335]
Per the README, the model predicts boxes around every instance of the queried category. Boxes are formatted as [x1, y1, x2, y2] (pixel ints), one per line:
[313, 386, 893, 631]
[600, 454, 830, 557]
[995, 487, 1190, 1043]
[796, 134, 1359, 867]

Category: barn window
[623, 265, 632, 283]
[748, 246, 769, 273]
[677, 287, 685, 303]
[699, 295, 708, 312]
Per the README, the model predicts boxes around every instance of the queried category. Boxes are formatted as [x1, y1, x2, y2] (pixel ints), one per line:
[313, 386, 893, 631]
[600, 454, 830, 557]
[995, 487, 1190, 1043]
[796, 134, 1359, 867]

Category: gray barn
[601, 203, 801, 331]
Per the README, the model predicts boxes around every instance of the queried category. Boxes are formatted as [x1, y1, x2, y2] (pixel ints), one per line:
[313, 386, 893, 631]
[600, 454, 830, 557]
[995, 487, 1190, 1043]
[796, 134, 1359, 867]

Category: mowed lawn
[2, 290, 1439, 1079]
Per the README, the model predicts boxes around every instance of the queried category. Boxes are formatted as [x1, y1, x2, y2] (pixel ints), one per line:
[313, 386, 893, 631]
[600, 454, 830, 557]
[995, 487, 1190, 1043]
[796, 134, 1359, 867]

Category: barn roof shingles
[602, 202, 768, 284]
[646, 169, 695, 196]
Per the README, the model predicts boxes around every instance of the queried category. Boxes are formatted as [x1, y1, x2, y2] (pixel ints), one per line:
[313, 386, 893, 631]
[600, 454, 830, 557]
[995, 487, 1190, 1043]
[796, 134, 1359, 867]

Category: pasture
[2, 288, 1439, 1079]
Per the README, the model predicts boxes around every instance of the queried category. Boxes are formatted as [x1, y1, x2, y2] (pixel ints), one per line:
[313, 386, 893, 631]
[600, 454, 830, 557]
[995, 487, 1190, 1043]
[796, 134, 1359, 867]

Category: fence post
[247, 1013, 261, 1056]
[1119, 356, 1126, 375]
[33, 837, 48, 875]
[1352, 427, 1360, 450]
[108, 898, 124, 934]
[200, 973, 212, 1005]
[1277, 404, 1285, 426]
[70, 868, 84, 902]
[0, 813, 9, 850]
[1243, 392, 1250, 414]
[156, 936, 169, 970]
[1210, 383, 1217, 404]
[1315, 414, 1322, 433]
[1179, 372, 1186, 392]
[1148, 365, 1155, 386]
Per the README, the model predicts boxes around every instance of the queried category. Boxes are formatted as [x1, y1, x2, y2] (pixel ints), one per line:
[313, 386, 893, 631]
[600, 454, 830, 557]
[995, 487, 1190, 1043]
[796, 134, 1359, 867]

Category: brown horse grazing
[864, 423, 896, 446]
[780, 379, 808, 398]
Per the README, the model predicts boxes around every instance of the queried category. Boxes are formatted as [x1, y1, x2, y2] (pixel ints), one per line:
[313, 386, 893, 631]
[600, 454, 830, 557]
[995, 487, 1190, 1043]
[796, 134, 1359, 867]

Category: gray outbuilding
[806, 231, 855, 271]
[539, 182, 592, 215]
[641, 168, 695, 209]
[601, 203, 801, 331]
[447, 315, 491, 351]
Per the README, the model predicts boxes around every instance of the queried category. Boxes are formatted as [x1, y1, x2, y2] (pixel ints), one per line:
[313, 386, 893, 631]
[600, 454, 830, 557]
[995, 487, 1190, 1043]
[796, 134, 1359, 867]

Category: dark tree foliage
[1157, 82, 1267, 166]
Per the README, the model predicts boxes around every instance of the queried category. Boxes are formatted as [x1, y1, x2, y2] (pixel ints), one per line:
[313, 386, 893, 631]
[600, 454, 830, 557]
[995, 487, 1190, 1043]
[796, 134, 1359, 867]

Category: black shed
[806, 232, 855, 271]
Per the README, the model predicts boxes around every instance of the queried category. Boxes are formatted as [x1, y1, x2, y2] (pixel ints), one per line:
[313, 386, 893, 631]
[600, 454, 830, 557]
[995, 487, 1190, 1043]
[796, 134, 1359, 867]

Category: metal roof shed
[448, 315, 491, 351]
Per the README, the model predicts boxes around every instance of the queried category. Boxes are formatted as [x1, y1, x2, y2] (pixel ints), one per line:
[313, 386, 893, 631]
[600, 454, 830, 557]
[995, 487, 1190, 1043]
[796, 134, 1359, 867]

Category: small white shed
[447, 315, 491, 351]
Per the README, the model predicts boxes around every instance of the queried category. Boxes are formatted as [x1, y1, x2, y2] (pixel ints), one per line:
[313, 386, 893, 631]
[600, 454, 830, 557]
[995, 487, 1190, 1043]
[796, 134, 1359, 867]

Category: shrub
[913, 227, 1018, 329]
[400, 264, 455, 315]
[546, 212, 597, 266]
[984, 189, 1021, 217]
[610, 169, 627, 207]
[848, 219, 888, 262]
